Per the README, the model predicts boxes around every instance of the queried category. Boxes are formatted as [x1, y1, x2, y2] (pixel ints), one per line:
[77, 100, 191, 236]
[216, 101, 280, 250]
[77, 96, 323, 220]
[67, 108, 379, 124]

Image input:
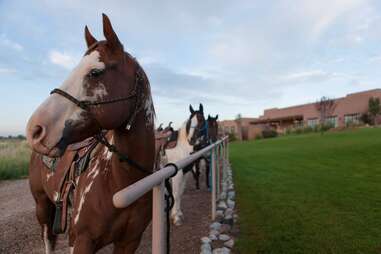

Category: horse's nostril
[31, 125, 46, 142]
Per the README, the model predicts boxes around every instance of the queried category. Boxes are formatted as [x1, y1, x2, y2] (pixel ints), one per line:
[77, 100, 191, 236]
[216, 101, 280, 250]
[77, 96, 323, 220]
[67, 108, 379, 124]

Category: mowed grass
[0, 139, 31, 180]
[230, 128, 381, 254]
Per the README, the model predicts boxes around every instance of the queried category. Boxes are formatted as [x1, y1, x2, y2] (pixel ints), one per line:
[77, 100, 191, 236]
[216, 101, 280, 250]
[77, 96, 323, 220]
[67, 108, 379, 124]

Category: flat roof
[251, 115, 303, 124]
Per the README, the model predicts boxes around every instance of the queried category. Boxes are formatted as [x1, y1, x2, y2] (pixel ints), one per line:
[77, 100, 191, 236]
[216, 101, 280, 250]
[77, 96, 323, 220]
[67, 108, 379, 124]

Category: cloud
[0, 67, 16, 74]
[281, 70, 337, 83]
[1, 0, 381, 135]
[285, 0, 369, 39]
[0, 34, 23, 51]
[49, 50, 78, 69]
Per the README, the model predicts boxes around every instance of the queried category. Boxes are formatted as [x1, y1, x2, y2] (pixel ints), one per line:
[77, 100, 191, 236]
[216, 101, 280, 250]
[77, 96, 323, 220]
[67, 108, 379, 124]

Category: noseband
[50, 66, 150, 174]
[51, 68, 144, 130]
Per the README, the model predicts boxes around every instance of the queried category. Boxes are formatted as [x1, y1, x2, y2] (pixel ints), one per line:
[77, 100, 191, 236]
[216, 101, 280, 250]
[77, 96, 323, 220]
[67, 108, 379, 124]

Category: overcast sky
[1, 0, 381, 135]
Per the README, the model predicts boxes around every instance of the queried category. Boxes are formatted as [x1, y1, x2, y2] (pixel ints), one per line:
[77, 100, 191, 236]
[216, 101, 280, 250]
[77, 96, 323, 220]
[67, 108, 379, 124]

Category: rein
[50, 67, 150, 175]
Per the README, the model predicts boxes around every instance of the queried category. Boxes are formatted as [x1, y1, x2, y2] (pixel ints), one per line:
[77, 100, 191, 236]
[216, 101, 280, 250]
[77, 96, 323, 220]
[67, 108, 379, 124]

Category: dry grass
[0, 139, 31, 180]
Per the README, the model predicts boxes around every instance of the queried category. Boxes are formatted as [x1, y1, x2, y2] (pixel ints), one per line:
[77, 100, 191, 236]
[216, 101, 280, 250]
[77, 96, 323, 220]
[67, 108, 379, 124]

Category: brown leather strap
[60, 179, 74, 231]
[67, 137, 97, 151]
[56, 151, 77, 199]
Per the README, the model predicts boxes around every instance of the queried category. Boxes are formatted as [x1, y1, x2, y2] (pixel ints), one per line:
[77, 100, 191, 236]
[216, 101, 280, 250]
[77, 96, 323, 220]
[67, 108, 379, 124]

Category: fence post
[216, 144, 220, 198]
[218, 142, 225, 197]
[226, 137, 229, 162]
[152, 181, 165, 254]
[211, 146, 217, 220]
[221, 142, 225, 184]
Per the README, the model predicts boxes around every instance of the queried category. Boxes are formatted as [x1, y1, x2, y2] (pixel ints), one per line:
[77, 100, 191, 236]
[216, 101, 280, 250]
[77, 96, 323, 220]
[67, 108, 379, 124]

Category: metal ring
[165, 162, 179, 178]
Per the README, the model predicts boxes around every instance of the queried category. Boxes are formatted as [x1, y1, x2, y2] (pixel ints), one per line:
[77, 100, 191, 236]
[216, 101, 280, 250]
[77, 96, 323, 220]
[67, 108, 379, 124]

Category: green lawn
[231, 128, 381, 254]
[0, 139, 31, 180]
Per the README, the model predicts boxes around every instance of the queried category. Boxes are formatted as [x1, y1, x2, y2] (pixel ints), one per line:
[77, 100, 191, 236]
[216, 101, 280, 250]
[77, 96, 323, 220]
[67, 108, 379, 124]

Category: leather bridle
[50, 66, 150, 174]
[50, 68, 144, 129]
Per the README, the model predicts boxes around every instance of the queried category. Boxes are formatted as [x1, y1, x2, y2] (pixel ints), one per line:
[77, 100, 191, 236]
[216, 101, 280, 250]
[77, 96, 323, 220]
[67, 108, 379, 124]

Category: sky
[1, 0, 381, 135]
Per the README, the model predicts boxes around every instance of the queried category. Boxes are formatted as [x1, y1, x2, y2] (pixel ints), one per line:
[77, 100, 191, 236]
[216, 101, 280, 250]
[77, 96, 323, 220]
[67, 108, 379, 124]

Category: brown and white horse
[165, 104, 206, 226]
[26, 14, 155, 254]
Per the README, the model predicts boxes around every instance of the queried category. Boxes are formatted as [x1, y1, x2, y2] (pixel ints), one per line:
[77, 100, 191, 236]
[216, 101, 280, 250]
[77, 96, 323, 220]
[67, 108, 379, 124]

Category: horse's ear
[199, 103, 204, 113]
[102, 13, 123, 51]
[189, 105, 195, 114]
[215, 114, 219, 120]
[208, 114, 211, 120]
[85, 26, 97, 48]
[169, 121, 173, 127]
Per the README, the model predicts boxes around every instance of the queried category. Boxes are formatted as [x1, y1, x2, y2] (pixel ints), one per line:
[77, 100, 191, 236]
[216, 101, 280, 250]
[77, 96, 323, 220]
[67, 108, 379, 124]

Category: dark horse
[26, 14, 155, 253]
[192, 114, 219, 189]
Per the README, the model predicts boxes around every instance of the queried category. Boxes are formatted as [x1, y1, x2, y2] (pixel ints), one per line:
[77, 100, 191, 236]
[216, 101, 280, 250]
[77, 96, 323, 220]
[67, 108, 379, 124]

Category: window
[294, 120, 304, 128]
[344, 113, 361, 125]
[325, 116, 338, 127]
[307, 118, 319, 127]
[230, 126, 236, 134]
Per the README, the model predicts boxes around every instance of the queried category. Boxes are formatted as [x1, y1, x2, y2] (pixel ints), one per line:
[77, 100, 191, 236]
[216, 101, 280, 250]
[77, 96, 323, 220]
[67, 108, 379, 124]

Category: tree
[315, 96, 336, 133]
[368, 97, 380, 125]
[234, 113, 243, 140]
[360, 113, 372, 125]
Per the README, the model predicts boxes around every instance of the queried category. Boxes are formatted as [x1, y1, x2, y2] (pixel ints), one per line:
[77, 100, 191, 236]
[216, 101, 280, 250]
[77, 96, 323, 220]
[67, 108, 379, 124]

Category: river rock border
[200, 162, 237, 254]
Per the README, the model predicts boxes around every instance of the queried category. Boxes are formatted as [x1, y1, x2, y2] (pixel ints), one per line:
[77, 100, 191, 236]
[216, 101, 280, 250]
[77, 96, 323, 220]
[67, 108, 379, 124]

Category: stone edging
[200, 163, 237, 254]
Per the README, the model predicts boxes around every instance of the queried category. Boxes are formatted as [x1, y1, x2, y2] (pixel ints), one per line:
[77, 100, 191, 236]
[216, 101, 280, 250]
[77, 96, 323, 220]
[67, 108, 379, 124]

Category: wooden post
[152, 181, 165, 254]
[221, 142, 225, 182]
[216, 144, 220, 198]
[211, 146, 217, 220]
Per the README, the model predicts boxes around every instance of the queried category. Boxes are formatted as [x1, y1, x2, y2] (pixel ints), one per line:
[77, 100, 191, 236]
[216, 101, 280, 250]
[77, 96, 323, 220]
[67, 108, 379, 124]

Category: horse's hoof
[172, 216, 183, 226]
[174, 219, 183, 226]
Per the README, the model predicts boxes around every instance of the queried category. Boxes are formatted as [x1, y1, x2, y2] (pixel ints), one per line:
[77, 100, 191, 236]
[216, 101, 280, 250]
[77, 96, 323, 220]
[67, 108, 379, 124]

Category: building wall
[260, 89, 381, 128]
[219, 118, 257, 140]
[218, 89, 381, 141]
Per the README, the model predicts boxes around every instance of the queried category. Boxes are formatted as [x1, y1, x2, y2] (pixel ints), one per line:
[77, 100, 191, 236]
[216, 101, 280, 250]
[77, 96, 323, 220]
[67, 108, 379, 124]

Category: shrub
[319, 123, 334, 133]
[262, 129, 278, 139]
[360, 113, 371, 125]
[228, 133, 237, 142]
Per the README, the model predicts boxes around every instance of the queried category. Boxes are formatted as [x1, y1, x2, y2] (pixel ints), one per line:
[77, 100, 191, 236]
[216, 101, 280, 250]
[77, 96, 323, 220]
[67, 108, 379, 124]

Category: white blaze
[60, 50, 106, 100]
[187, 115, 198, 142]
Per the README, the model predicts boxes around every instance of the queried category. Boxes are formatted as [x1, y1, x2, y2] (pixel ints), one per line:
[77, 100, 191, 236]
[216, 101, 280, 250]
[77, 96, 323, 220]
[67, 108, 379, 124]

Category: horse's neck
[176, 123, 193, 151]
[109, 111, 155, 184]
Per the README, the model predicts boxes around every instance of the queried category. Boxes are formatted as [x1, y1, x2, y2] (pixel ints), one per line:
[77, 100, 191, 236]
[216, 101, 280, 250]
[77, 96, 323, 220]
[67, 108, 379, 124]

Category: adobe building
[219, 118, 259, 140]
[219, 89, 381, 140]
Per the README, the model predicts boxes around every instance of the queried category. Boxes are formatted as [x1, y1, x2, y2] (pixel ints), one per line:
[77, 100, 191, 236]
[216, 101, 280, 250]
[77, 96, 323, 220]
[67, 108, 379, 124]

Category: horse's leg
[29, 154, 57, 254]
[206, 160, 210, 189]
[194, 161, 200, 190]
[113, 237, 142, 254]
[191, 161, 200, 190]
[171, 171, 186, 226]
[35, 195, 57, 254]
[71, 235, 95, 254]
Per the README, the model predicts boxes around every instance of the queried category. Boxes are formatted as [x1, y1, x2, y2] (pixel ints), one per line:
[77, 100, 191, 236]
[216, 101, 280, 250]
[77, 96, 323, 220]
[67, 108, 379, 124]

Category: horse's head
[207, 114, 219, 143]
[26, 14, 154, 157]
[164, 122, 174, 132]
[186, 104, 206, 146]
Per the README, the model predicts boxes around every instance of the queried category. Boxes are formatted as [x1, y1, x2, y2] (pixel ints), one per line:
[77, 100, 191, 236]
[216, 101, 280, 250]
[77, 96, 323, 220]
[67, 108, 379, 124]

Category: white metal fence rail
[112, 136, 229, 254]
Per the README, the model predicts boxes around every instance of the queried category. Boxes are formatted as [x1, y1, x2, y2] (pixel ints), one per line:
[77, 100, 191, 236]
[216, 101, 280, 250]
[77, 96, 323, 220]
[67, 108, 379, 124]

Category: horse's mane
[133, 55, 156, 119]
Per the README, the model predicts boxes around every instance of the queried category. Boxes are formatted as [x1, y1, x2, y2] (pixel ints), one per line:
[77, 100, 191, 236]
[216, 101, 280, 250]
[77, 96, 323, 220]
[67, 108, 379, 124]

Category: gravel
[0, 173, 212, 254]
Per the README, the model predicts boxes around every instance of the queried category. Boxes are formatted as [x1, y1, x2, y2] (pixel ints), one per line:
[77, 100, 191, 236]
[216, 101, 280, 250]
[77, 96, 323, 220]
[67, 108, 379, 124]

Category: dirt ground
[0, 173, 211, 253]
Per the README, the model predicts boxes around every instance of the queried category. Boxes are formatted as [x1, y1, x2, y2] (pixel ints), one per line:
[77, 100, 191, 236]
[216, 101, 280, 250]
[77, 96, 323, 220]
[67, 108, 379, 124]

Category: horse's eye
[88, 69, 104, 78]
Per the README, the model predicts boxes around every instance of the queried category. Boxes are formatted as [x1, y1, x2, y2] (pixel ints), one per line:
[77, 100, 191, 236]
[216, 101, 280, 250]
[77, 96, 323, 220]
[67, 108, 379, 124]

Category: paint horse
[154, 122, 174, 168]
[192, 114, 219, 189]
[26, 14, 155, 254]
[165, 104, 206, 226]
